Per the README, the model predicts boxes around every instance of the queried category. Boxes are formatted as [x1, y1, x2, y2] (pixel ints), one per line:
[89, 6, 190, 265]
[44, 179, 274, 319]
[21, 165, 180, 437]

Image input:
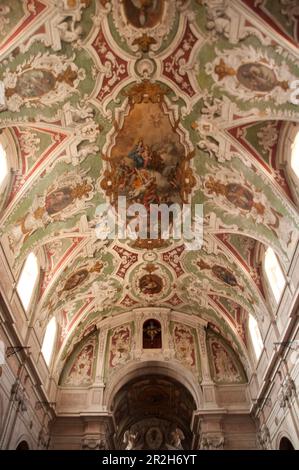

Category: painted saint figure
[173, 324, 196, 369]
[128, 139, 145, 169]
[211, 339, 243, 383]
[110, 326, 131, 368]
[65, 342, 94, 386]
[168, 427, 185, 450]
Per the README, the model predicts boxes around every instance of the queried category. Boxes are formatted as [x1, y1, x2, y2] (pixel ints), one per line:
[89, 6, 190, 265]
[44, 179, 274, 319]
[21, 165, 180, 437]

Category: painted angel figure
[128, 139, 145, 169]
[205, 0, 231, 39]
[56, 19, 82, 44]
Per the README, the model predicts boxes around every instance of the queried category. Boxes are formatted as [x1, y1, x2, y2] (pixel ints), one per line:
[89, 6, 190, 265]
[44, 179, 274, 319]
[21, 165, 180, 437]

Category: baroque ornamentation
[6, 169, 94, 257]
[257, 425, 271, 450]
[108, 324, 132, 370]
[20, 0, 91, 52]
[280, 0, 299, 28]
[202, 164, 297, 256]
[0, 5, 10, 37]
[257, 122, 279, 155]
[1, 0, 298, 408]
[166, 427, 185, 450]
[172, 323, 197, 371]
[92, 26, 130, 104]
[110, 0, 177, 52]
[123, 429, 139, 450]
[62, 337, 96, 387]
[131, 263, 172, 302]
[199, 435, 225, 450]
[11, 379, 27, 412]
[197, 259, 244, 292]
[82, 437, 108, 450]
[162, 22, 203, 99]
[207, 45, 296, 104]
[279, 377, 296, 408]
[208, 335, 245, 384]
[2, 53, 85, 112]
[202, 0, 231, 39]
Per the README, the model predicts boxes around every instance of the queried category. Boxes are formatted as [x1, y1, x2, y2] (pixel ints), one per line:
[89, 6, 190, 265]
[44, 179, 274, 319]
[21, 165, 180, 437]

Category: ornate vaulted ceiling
[0, 0, 299, 378]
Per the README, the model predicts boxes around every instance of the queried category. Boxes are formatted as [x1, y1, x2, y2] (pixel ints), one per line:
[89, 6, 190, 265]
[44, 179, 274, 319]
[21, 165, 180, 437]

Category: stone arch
[16, 440, 30, 450]
[13, 433, 33, 451]
[104, 359, 203, 411]
[107, 361, 198, 450]
[276, 429, 297, 450]
[279, 436, 295, 450]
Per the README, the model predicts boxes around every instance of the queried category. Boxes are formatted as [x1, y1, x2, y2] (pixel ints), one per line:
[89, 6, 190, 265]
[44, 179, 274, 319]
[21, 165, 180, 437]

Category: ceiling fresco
[241, 0, 299, 46]
[0, 0, 299, 381]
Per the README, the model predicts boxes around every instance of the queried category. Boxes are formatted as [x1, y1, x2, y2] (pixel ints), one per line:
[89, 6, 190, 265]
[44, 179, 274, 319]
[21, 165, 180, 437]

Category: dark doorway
[279, 437, 295, 450]
[16, 440, 30, 450]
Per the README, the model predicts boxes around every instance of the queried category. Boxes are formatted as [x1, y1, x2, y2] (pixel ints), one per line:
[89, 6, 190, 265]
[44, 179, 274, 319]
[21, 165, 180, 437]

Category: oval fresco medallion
[15, 69, 56, 99]
[45, 187, 74, 215]
[63, 269, 89, 292]
[237, 63, 278, 93]
[225, 183, 254, 211]
[211, 265, 238, 287]
[139, 273, 163, 295]
[123, 0, 164, 29]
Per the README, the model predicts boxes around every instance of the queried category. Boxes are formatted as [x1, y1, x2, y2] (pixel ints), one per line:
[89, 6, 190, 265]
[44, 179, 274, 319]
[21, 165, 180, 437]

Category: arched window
[264, 247, 286, 303]
[290, 130, 299, 179]
[248, 315, 263, 360]
[16, 252, 39, 311]
[0, 141, 8, 190]
[143, 319, 162, 349]
[277, 122, 299, 207]
[41, 317, 57, 366]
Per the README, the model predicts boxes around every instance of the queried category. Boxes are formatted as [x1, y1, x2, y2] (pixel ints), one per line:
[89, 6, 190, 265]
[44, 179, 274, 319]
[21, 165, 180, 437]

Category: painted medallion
[15, 69, 56, 99]
[237, 63, 279, 93]
[123, 0, 164, 28]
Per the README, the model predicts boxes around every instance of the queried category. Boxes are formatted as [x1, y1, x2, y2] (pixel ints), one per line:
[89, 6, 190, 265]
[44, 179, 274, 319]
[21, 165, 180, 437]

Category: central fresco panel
[106, 102, 185, 205]
[100, 82, 196, 248]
